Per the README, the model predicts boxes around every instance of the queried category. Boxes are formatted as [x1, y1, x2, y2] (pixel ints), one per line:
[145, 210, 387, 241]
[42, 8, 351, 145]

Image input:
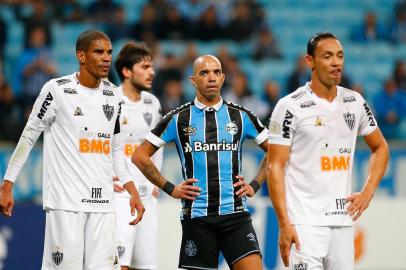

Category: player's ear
[76, 51, 85, 65]
[122, 67, 132, 79]
[190, 75, 196, 87]
[305, 54, 314, 70]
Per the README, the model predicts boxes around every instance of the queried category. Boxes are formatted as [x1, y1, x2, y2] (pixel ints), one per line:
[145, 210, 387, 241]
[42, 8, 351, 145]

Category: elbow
[131, 149, 141, 167]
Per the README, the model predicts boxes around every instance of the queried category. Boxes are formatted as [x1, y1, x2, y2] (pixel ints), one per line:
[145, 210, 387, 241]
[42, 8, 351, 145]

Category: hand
[171, 178, 200, 200]
[152, 185, 159, 198]
[278, 224, 300, 267]
[0, 180, 14, 217]
[234, 175, 255, 197]
[346, 191, 373, 221]
[112, 176, 125, 193]
[128, 193, 145, 225]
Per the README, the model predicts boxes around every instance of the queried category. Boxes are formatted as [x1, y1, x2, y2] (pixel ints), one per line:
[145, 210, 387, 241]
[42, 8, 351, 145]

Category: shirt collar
[194, 97, 223, 111]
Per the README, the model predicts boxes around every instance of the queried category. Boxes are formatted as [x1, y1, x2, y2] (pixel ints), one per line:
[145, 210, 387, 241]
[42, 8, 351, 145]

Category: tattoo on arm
[254, 156, 267, 185]
[141, 159, 168, 189]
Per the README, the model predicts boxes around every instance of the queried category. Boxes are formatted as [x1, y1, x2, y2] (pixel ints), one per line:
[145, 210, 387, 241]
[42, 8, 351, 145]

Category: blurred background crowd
[0, 0, 406, 142]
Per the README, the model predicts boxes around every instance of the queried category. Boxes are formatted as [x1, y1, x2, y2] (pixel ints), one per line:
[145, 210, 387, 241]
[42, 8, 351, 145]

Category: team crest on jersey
[343, 112, 355, 130]
[143, 112, 153, 126]
[117, 246, 125, 258]
[74, 107, 84, 116]
[121, 116, 128, 125]
[183, 126, 197, 136]
[294, 262, 308, 270]
[102, 104, 114, 121]
[52, 249, 63, 266]
[185, 240, 197, 257]
[225, 122, 238, 135]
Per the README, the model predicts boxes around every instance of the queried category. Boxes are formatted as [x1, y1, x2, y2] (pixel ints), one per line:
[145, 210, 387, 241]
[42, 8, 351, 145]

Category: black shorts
[178, 212, 261, 270]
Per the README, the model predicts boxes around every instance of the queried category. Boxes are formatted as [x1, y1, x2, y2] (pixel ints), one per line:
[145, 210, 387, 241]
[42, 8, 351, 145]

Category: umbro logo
[246, 233, 256, 242]
[74, 107, 84, 116]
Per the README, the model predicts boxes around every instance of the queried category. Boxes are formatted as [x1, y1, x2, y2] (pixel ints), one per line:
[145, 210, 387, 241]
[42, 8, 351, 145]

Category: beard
[130, 78, 152, 91]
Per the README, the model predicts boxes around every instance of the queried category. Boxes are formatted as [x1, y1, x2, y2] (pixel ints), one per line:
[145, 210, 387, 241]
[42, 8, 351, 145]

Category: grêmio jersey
[4, 73, 132, 213]
[146, 97, 268, 219]
[268, 82, 377, 226]
[114, 87, 163, 202]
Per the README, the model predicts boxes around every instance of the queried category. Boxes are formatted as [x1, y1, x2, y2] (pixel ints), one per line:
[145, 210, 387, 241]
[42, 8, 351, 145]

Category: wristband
[249, 179, 261, 193]
[162, 181, 175, 195]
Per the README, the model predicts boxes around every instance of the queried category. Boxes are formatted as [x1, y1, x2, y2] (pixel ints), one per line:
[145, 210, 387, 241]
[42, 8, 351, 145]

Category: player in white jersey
[267, 32, 389, 269]
[0, 30, 144, 270]
[113, 42, 163, 270]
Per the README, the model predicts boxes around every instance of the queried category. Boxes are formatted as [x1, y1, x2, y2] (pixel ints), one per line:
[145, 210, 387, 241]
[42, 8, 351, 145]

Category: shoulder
[162, 102, 192, 120]
[141, 91, 161, 107]
[224, 100, 258, 117]
[338, 86, 366, 105]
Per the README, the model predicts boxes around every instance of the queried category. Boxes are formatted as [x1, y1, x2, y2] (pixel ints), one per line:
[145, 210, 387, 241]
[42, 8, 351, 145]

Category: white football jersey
[268, 82, 377, 226]
[114, 87, 163, 201]
[5, 73, 131, 212]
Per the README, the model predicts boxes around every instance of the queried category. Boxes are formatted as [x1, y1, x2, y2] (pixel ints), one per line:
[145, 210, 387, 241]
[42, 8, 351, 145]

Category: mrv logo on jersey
[184, 140, 238, 153]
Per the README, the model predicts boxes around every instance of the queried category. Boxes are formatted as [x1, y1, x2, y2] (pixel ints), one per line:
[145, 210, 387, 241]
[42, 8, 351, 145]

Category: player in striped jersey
[132, 55, 269, 270]
[267, 32, 389, 269]
[0, 30, 144, 270]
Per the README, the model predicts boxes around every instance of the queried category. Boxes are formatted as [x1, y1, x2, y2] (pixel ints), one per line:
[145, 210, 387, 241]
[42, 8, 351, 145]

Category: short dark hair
[307, 32, 337, 57]
[114, 41, 153, 82]
[76, 30, 110, 52]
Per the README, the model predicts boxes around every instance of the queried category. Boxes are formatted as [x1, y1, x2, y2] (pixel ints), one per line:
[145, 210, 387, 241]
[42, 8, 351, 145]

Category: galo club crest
[102, 103, 114, 121]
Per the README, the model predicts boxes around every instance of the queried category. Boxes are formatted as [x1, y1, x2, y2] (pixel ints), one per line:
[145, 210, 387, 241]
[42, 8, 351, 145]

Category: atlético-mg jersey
[146, 97, 268, 219]
[268, 82, 377, 226]
[114, 88, 163, 202]
[6, 73, 131, 212]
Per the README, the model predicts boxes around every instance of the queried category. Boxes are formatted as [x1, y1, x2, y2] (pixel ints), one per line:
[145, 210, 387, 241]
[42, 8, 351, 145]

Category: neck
[122, 80, 141, 102]
[196, 95, 221, 107]
[77, 70, 101, 88]
[309, 76, 337, 102]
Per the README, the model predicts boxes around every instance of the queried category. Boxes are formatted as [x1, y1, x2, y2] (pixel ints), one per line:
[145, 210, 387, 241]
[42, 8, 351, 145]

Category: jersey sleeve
[145, 111, 178, 148]
[268, 98, 296, 146]
[357, 96, 378, 136]
[112, 132, 132, 185]
[241, 110, 268, 144]
[3, 81, 57, 182]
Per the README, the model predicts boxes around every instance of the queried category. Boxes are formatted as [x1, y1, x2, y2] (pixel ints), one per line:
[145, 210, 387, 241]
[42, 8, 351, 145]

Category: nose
[102, 53, 112, 62]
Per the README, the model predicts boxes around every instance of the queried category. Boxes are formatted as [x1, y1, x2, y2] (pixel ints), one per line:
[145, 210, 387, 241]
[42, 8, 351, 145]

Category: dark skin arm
[131, 140, 201, 200]
[234, 140, 268, 197]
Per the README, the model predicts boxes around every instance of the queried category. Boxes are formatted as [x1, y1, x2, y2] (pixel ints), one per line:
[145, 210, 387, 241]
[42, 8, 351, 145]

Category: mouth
[100, 65, 110, 72]
[331, 68, 341, 77]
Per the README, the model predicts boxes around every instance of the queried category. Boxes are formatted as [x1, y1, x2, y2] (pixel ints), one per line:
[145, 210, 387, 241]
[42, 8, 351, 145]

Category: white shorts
[42, 209, 120, 270]
[114, 196, 158, 269]
[289, 225, 354, 270]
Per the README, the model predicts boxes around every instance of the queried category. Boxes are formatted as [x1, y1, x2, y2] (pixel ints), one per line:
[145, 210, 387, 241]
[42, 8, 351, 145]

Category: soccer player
[0, 30, 144, 270]
[113, 41, 163, 270]
[267, 32, 390, 269]
[132, 55, 268, 270]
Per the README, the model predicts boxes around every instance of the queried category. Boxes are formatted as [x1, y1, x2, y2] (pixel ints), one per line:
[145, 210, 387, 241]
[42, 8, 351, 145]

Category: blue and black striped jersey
[146, 98, 268, 219]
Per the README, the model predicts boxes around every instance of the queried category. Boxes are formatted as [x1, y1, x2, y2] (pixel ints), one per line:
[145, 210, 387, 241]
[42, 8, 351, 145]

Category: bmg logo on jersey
[183, 140, 238, 153]
[320, 155, 350, 171]
[79, 130, 111, 155]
